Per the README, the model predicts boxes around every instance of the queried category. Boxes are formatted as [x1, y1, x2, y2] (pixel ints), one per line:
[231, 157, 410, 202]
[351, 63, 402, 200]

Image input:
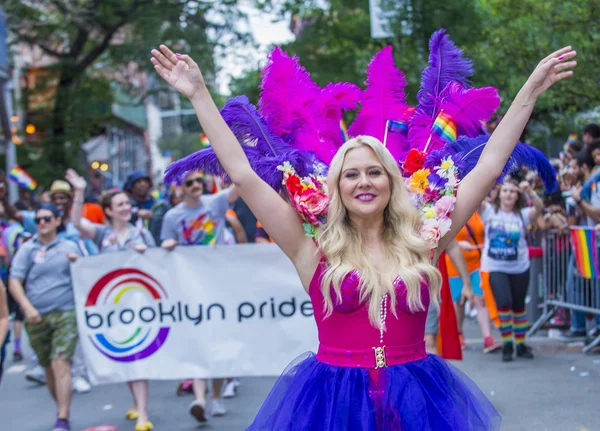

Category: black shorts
[7, 289, 24, 322]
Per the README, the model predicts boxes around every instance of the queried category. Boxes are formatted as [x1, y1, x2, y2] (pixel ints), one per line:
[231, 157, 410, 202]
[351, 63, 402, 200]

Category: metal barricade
[527, 229, 600, 353]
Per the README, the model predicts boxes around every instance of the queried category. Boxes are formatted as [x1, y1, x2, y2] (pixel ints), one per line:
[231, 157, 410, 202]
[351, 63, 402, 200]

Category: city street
[1, 321, 598, 431]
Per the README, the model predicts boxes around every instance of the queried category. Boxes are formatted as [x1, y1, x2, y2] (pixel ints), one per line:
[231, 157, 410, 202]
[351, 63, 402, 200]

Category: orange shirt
[82, 203, 105, 224]
[445, 212, 484, 277]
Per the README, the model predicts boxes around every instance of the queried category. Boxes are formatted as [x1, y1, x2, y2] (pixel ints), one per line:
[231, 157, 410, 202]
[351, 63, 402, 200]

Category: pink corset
[310, 263, 429, 369]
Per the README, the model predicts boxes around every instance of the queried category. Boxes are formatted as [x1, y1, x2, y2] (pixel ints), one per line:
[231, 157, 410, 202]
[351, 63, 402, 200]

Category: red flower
[285, 174, 303, 195]
[403, 149, 427, 176]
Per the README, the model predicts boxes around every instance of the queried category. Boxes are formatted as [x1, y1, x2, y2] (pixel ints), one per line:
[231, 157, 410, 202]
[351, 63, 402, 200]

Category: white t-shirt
[480, 204, 532, 274]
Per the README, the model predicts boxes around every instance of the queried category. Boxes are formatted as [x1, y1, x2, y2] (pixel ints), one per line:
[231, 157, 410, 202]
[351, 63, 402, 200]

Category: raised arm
[151, 46, 318, 284]
[437, 46, 577, 253]
[65, 169, 96, 240]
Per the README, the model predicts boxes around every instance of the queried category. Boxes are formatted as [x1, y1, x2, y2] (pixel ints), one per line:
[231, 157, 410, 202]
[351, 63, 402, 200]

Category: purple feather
[416, 29, 473, 117]
[408, 30, 475, 152]
[444, 135, 558, 192]
[439, 83, 501, 138]
[164, 96, 315, 190]
[348, 46, 413, 161]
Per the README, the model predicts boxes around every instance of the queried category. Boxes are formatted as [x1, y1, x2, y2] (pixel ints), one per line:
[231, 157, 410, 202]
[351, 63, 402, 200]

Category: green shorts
[26, 309, 78, 367]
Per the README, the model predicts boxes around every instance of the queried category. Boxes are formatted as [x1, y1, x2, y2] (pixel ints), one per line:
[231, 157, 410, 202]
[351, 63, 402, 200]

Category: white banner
[71, 244, 318, 385]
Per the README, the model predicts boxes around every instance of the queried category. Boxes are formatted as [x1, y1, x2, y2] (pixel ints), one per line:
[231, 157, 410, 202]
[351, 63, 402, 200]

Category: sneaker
[483, 336, 502, 354]
[125, 409, 139, 420]
[222, 380, 237, 399]
[72, 376, 91, 394]
[209, 399, 227, 417]
[25, 365, 46, 385]
[52, 418, 71, 431]
[134, 421, 154, 431]
[189, 400, 207, 423]
[516, 343, 535, 359]
[12, 350, 23, 362]
[502, 343, 514, 362]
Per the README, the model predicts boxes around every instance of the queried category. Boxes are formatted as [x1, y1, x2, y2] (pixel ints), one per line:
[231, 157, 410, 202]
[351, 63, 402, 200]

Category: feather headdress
[348, 46, 413, 162]
[163, 28, 556, 247]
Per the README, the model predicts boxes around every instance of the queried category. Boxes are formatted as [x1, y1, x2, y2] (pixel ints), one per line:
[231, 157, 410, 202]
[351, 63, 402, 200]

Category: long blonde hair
[317, 136, 441, 327]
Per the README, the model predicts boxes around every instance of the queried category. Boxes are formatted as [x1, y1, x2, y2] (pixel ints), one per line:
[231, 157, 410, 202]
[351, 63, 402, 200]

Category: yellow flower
[424, 207, 436, 219]
[441, 159, 454, 170]
[408, 169, 430, 193]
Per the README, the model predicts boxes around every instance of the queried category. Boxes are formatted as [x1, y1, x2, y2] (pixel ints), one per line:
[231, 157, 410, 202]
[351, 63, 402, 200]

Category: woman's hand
[65, 169, 87, 191]
[457, 240, 476, 251]
[134, 244, 147, 254]
[522, 46, 577, 103]
[460, 283, 474, 307]
[151, 45, 206, 100]
[161, 239, 177, 252]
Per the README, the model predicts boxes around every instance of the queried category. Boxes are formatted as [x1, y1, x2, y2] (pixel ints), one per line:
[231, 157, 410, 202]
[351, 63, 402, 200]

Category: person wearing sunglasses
[160, 170, 238, 423]
[66, 169, 156, 431]
[8, 203, 81, 431]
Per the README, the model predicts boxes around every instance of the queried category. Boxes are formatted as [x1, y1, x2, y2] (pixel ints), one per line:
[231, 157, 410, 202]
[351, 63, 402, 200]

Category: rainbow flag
[200, 133, 210, 148]
[340, 119, 349, 142]
[567, 133, 578, 143]
[571, 227, 600, 279]
[9, 166, 37, 191]
[432, 111, 457, 142]
[387, 119, 409, 134]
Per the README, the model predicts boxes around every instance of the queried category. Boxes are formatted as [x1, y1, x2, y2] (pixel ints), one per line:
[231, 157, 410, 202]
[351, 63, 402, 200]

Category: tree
[5, 0, 251, 183]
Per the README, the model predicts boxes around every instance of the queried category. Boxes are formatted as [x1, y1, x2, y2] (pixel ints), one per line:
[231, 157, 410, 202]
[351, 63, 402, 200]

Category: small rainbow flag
[9, 166, 37, 191]
[387, 119, 409, 134]
[200, 133, 210, 148]
[432, 110, 457, 142]
[567, 133, 578, 143]
[571, 227, 600, 279]
[340, 120, 349, 142]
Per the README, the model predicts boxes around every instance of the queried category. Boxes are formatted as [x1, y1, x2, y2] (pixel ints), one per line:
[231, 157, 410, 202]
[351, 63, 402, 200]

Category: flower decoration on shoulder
[404, 150, 458, 249]
[278, 162, 329, 238]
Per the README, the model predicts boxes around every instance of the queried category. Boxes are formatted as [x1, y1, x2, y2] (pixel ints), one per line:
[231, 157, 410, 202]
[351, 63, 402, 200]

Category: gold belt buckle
[373, 346, 387, 369]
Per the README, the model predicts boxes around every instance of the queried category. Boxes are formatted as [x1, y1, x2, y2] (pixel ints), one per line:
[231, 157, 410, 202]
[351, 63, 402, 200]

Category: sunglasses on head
[184, 177, 204, 188]
[35, 215, 55, 225]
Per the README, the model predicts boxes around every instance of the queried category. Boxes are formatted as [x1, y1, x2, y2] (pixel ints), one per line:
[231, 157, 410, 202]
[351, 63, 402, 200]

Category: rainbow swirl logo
[85, 268, 170, 362]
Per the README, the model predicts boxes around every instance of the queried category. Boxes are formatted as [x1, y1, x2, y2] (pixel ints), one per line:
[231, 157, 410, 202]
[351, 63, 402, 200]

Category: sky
[215, 4, 295, 94]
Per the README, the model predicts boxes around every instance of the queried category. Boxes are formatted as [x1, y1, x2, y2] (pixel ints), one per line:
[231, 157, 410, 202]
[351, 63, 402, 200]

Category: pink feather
[348, 46, 413, 161]
[439, 83, 501, 138]
[258, 48, 321, 151]
[317, 82, 362, 154]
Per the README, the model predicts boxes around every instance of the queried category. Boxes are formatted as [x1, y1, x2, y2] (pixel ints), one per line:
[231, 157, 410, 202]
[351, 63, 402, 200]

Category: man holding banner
[161, 169, 239, 423]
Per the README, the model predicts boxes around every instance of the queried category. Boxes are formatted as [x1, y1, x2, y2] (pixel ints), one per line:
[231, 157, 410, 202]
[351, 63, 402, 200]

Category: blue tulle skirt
[247, 353, 501, 431]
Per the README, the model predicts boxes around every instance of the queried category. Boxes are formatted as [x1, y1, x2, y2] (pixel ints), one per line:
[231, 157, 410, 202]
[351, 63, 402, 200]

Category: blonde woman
[151, 44, 575, 429]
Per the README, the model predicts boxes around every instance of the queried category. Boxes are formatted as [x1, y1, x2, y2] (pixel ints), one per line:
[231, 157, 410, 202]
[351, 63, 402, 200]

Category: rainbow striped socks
[513, 310, 528, 345]
[498, 309, 513, 344]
